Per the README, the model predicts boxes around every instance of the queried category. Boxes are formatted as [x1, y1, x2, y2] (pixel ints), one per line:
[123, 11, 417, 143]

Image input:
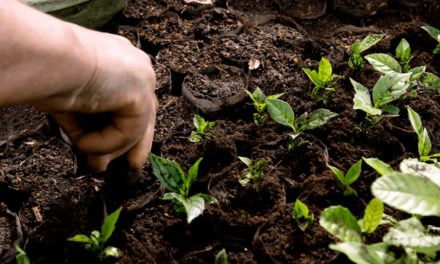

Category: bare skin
[0, 0, 158, 172]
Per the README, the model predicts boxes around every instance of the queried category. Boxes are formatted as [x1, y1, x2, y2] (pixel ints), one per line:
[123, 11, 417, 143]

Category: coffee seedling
[238, 156, 268, 191]
[407, 106, 440, 164]
[303, 57, 339, 103]
[68, 207, 122, 261]
[15, 245, 30, 264]
[215, 248, 230, 264]
[150, 154, 217, 223]
[292, 199, 314, 231]
[266, 98, 338, 141]
[188, 114, 215, 143]
[422, 25, 440, 54]
[348, 34, 384, 70]
[327, 159, 362, 196]
[351, 72, 411, 125]
[245, 87, 284, 125]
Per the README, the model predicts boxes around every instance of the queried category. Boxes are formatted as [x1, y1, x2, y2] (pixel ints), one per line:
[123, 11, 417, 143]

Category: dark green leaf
[344, 159, 362, 186]
[372, 73, 410, 108]
[266, 99, 296, 130]
[186, 158, 203, 194]
[150, 154, 184, 193]
[300, 108, 338, 131]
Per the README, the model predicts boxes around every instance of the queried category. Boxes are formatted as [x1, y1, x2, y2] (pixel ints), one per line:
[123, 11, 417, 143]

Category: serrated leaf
[396, 38, 411, 62]
[215, 249, 230, 264]
[186, 158, 203, 194]
[344, 159, 363, 186]
[372, 172, 440, 216]
[362, 157, 394, 176]
[350, 78, 382, 116]
[400, 159, 440, 187]
[300, 108, 338, 131]
[372, 73, 410, 108]
[328, 165, 345, 183]
[150, 154, 184, 193]
[420, 72, 440, 89]
[100, 207, 122, 244]
[362, 198, 384, 234]
[358, 34, 384, 53]
[320, 206, 362, 242]
[303, 68, 322, 87]
[365, 53, 402, 74]
[319, 57, 332, 83]
[267, 99, 296, 130]
[329, 242, 390, 264]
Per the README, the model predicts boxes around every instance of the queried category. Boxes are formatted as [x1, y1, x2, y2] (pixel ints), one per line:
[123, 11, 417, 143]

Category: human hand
[34, 25, 157, 173]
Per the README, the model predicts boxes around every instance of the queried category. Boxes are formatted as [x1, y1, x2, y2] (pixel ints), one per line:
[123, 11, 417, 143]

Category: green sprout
[266, 98, 338, 143]
[292, 199, 314, 231]
[422, 25, 440, 54]
[15, 245, 30, 264]
[348, 34, 384, 70]
[188, 114, 215, 143]
[351, 72, 411, 125]
[68, 207, 122, 261]
[150, 154, 217, 223]
[303, 57, 339, 103]
[238, 156, 268, 191]
[407, 106, 440, 165]
[327, 159, 362, 196]
[245, 87, 284, 126]
[215, 248, 230, 264]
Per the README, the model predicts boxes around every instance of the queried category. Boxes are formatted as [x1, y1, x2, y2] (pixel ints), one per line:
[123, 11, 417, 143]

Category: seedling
[266, 98, 338, 142]
[238, 156, 268, 191]
[302, 57, 339, 103]
[422, 25, 440, 54]
[292, 199, 314, 231]
[407, 106, 440, 164]
[215, 248, 230, 264]
[188, 114, 215, 143]
[351, 72, 411, 125]
[245, 87, 284, 125]
[327, 159, 362, 196]
[348, 34, 384, 70]
[150, 154, 217, 223]
[15, 245, 30, 264]
[68, 207, 122, 261]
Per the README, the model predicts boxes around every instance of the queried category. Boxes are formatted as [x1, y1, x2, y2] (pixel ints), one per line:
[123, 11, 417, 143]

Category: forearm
[0, 0, 94, 106]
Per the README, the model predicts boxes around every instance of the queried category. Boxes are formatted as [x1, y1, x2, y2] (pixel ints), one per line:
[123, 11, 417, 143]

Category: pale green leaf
[319, 57, 332, 83]
[419, 128, 432, 157]
[150, 154, 184, 193]
[420, 72, 440, 89]
[329, 242, 390, 264]
[408, 66, 426, 80]
[358, 34, 384, 53]
[193, 115, 204, 131]
[399, 159, 440, 187]
[344, 159, 363, 186]
[372, 73, 410, 108]
[100, 207, 122, 244]
[328, 164, 345, 183]
[381, 104, 399, 116]
[422, 25, 440, 42]
[365, 53, 402, 74]
[350, 78, 382, 116]
[215, 249, 230, 264]
[188, 132, 203, 143]
[102, 246, 122, 258]
[293, 199, 310, 220]
[238, 156, 252, 167]
[68, 234, 92, 243]
[362, 198, 384, 234]
[395, 38, 411, 62]
[372, 172, 440, 216]
[362, 157, 394, 176]
[15, 245, 31, 264]
[266, 99, 295, 130]
[303, 68, 322, 87]
[300, 108, 338, 131]
[407, 106, 424, 136]
[164, 193, 215, 223]
[320, 206, 362, 242]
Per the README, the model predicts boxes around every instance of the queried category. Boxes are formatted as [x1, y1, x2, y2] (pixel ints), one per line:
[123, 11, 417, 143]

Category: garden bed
[1, 0, 440, 263]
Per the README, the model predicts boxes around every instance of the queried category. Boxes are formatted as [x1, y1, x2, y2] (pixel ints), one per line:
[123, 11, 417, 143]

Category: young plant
[292, 199, 314, 231]
[245, 87, 284, 125]
[188, 114, 215, 143]
[215, 248, 230, 264]
[302, 57, 339, 103]
[68, 207, 122, 261]
[351, 72, 411, 125]
[266, 98, 338, 141]
[150, 154, 217, 223]
[327, 159, 362, 196]
[15, 245, 30, 264]
[407, 106, 440, 164]
[238, 156, 268, 191]
[348, 34, 384, 70]
[422, 25, 440, 54]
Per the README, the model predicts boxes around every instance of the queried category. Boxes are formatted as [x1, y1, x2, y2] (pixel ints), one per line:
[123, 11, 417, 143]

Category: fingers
[49, 112, 85, 144]
[126, 118, 155, 169]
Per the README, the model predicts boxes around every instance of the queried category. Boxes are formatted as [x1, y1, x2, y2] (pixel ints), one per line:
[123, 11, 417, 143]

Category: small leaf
[238, 156, 252, 167]
[351, 41, 361, 54]
[266, 99, 296, 130]
[164, 193, 215, 223]
[328, 165, 345, 183]
[303, 68, 322, 87]
[372, 172, 440, 216]
[102, 246, 122, 259]
[193, 115, 204, 131]
[362, 157, 394, 176]
[186, 158, 203, 194]
[215, 249, 230, 264]
[300, 108, 338, 131]
[293, 199, 311, 220]
[266, 93, 285, 100]
[252, 87, 266, 103]
[344, 159, 363, 186]
[372, 73, 410, 108]
[320, 206, 362, 242]
[318, 57, 332, 83]
[15, 245, 31, 264]
[358, 34, 384, 53]
[188, 132, 203, 143]
[407, 106, 424, 136]
[68, 234, 92, 244]
[150, 154, 184, 193]
[419, 128, 432, 157]
[362, 198, 384, 234]
[408, 66, 426, 80]
[100, 207, 122, 244]
[395, 38, 411, 62]
[381, 104, 399, 116]
[329, 242, 390, 264]
[350, 78, 382, 116]
[365, 53, 402, 74]
[422, 25, 440, 42]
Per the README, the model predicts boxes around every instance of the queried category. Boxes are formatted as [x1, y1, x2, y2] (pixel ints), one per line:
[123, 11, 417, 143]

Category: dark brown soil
[1, 0, 440, 263]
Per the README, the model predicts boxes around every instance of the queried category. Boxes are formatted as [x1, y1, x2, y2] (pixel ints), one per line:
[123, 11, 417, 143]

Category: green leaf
[164, 193, 216, 223]
[252, 87, 266, 103]
[293, 199, 311, 220]
[350, 78, 382, 116]
[343, 185, 358, 197]
[408, 66, 426, 80]
[150, 154, 184, 193]
[238, 156, 252, 167]
[100, 207, 122, 244]
[186, 158, 203, 194]
[362, 198, 384, 234]
[399, 159, 440, 187]
[407, 106, 424, 136]
[362, 157, 394, 176]
[329, 242, 390, 264]
[358, 34, 384, 53]
[15, 245, 31, 264]
[422, 25, 440, 42]
[266, 93, 284, 100]
[420, 72, 440, 89]
[328, 164, 345, 183]
[344, 159, 363, 186]
[303, 68, 323, 87]
[320, 206, 362, 242]
[372, 73, 410, 108]
[188, 132, 203, 143]
[419, 128, 432, 157]
[365, 53, 402, 74]
[300, 108, 338, 131]
[68, 234, 92, 243]
[351, 41, 361, 54]
[381, 104, 399, 116]
[102, 246, 122, 259]
[215, 249, 230, 264]
[193, 115, 204, 131]
[395, 38, 411, 62]
[266, 99, 296, 130]
[372, 172, 440, 216]
[319, 57, 332, 83]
